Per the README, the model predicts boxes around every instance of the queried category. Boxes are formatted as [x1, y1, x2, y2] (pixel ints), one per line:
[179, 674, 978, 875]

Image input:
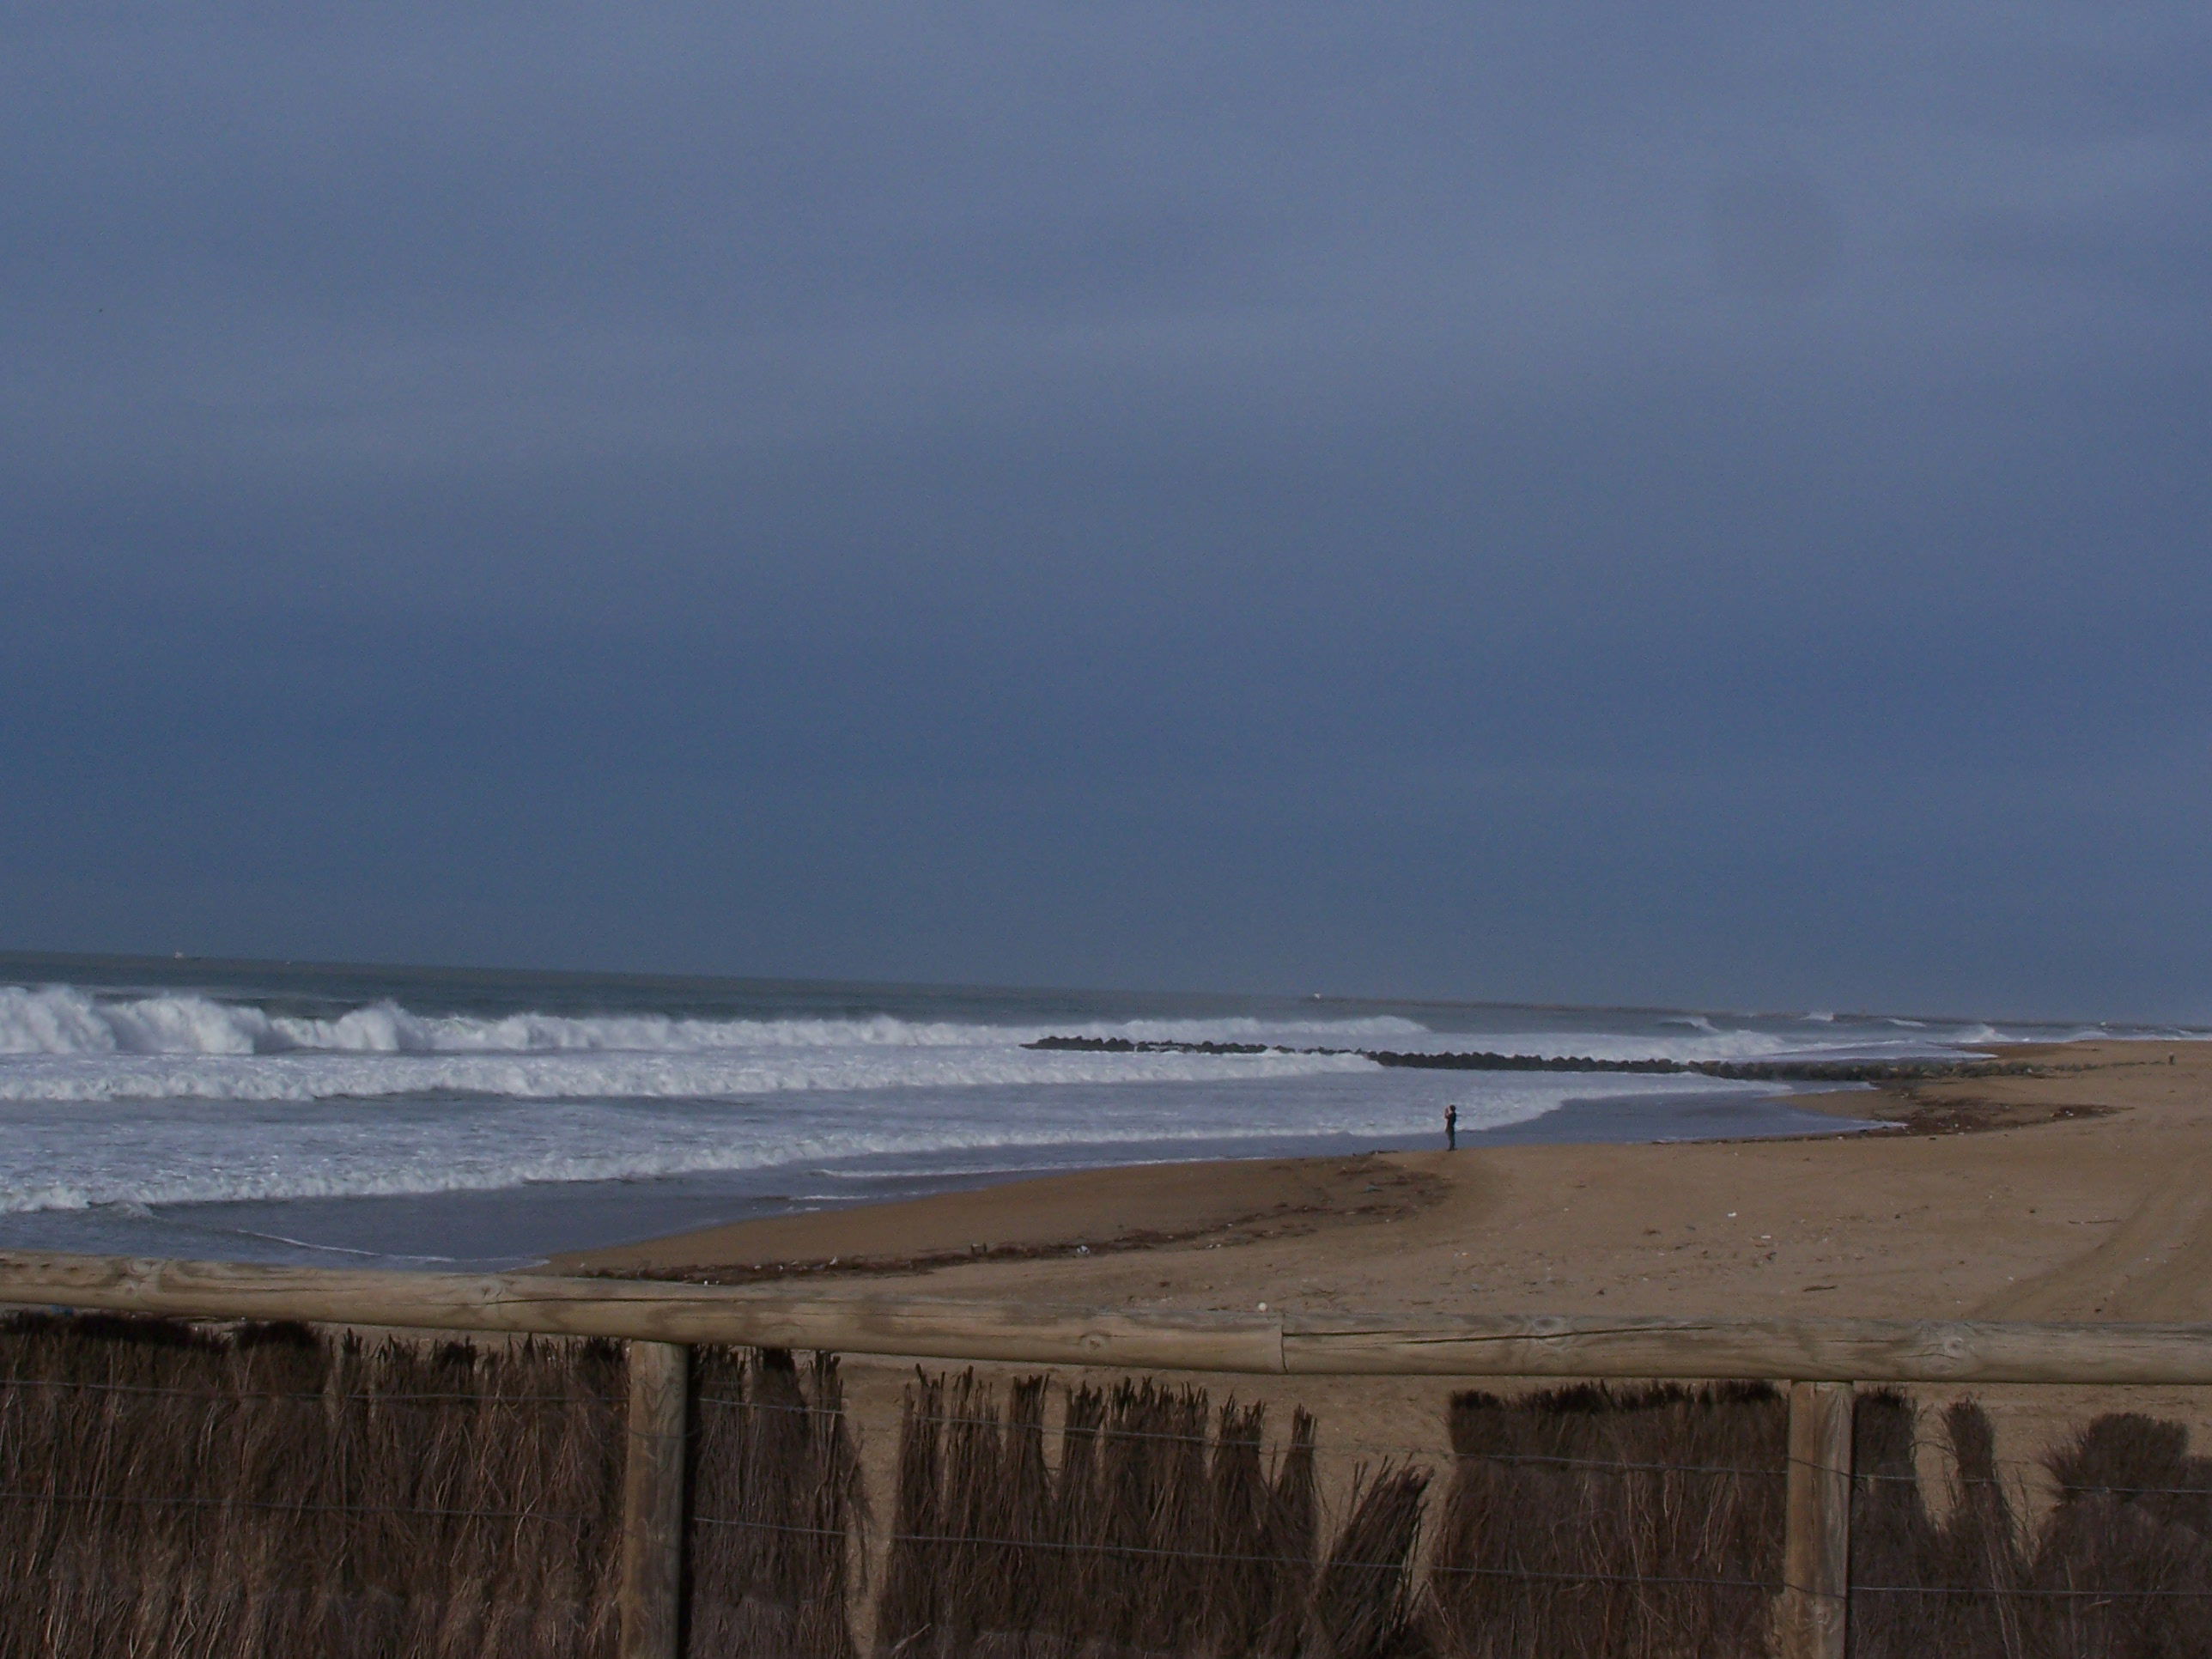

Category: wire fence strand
[699, 1512, 2212, 1603]
[696, 1391, 1788, 1477]
[691, 1512, 1779, 1592]
[0, 1487, 597, 1526]
[0, 1376, 617, 1405]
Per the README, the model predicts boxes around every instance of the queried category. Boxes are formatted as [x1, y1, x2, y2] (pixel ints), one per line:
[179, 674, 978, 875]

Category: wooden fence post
[620, 1340, 690, 1659]
[1778, 1379, 1853, 1659]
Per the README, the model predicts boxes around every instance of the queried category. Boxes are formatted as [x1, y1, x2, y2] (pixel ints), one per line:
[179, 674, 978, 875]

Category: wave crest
[0, 983, 1424, 1061]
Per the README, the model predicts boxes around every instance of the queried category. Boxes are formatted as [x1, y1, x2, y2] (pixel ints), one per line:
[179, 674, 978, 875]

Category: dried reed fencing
[9, 1252, 2212, 1657]
[0, 1310, 625, 1659]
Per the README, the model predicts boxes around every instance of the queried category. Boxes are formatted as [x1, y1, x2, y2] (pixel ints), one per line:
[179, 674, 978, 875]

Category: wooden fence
[8, 1249, 2212, 1659]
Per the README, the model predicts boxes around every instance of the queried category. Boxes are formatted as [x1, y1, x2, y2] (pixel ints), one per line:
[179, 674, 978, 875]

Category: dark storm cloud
[2, 3, 2209, 1018]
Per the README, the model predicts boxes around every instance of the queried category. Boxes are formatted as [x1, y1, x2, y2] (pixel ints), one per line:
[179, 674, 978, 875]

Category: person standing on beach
[1444, 1104, 1458, 1151]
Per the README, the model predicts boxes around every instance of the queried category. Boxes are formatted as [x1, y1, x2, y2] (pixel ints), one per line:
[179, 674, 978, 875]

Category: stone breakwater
[1022, 1033, 2037, 1084]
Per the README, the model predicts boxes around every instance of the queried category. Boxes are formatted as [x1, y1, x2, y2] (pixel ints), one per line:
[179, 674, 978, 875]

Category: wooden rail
[8, 1251, 2212, 1383]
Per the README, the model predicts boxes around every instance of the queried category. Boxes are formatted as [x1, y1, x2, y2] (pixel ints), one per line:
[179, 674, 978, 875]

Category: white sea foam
[0, 982, 1412, 1104]
[0, 1044, 1378, 1104]
[0, 1068, 1754, 1214]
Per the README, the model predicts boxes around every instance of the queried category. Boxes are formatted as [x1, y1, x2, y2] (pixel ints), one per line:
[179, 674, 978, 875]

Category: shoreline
[538, 1079, 1877, 1284]
[548, 1038, 2212, 1324]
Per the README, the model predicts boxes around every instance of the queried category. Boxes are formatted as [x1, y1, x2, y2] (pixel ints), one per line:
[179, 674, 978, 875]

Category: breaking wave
[0, 984, 1422, 1061]
[0, 981, 2063, 1105]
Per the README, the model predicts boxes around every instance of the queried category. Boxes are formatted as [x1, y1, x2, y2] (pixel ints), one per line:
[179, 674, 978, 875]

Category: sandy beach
[551, 1038, 2209, 1324]
[548, 1038, 2212, 1517]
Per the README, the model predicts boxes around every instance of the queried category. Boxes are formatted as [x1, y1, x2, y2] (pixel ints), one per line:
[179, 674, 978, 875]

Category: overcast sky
[3, 3, 2208, 1020]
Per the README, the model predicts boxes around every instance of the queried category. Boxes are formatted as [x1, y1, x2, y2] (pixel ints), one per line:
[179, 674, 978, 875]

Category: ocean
[0, 952, 2171, 1272]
